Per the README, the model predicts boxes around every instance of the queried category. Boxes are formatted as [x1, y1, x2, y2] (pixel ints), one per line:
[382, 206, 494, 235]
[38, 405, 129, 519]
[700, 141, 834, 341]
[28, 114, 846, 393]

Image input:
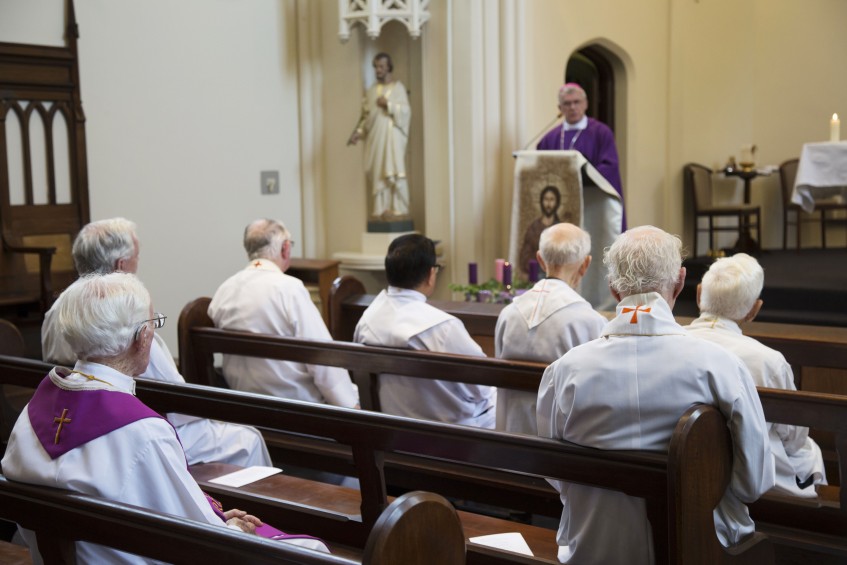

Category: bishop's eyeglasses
[134, 312, 167, 341]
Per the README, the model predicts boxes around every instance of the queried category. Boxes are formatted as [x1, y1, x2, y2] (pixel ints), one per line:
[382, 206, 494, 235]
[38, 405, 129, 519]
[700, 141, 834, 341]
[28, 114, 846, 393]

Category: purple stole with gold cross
[27, 374, 162, 459]
[29, 373, 326, 546]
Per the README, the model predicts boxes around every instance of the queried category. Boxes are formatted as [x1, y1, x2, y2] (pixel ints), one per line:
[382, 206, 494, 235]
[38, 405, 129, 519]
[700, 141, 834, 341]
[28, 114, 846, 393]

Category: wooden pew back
[0, 473, 463, 565]
[0, 354, 771, 565]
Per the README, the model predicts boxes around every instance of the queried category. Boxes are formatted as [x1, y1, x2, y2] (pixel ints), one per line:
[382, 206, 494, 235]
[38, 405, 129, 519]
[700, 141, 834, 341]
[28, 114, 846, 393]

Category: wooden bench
[0, 354, 772, 565]
[327, 276, 847, 388]
[175, 300, 846, 563]
[0, 473, 464, 565]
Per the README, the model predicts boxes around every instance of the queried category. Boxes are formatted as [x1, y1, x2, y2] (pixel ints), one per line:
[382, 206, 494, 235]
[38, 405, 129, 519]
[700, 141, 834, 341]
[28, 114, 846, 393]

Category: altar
[792, 141, 847, 213]
[510, 150, 623, 310]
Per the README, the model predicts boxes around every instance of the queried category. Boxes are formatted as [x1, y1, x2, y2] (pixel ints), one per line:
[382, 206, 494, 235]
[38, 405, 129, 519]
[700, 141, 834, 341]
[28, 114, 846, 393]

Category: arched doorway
[565, 45, 616, 132]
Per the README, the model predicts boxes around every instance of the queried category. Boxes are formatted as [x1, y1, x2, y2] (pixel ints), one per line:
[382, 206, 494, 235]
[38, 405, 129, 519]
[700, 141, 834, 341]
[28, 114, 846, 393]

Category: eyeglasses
[286, 239, 296, 248]
[134, 312, 167, 341]
[432, 263, 444, 273]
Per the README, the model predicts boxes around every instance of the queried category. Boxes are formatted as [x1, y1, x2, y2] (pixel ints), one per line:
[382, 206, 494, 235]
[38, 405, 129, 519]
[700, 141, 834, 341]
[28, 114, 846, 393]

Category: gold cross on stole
[53, 408, 72, 444]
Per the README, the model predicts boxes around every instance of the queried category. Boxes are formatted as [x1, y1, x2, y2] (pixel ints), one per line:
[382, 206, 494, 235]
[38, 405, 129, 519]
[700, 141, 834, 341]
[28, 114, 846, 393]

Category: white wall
[2, 0, 306, 351]
[5, 0, 847, 344]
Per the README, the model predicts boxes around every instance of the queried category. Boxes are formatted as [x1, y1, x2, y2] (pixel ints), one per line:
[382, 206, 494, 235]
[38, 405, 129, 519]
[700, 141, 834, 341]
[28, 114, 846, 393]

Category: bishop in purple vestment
[537, 83, 625, 230]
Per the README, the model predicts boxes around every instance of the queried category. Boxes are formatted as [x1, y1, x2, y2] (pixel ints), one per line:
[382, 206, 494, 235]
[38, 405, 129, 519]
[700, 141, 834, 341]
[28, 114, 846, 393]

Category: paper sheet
[208, 466, 282, 487]
[468, 532, 534, 556]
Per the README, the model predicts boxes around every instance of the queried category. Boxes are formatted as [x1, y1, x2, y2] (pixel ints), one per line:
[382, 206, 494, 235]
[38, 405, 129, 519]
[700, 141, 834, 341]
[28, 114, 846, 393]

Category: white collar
[245, 258, 281, 272]
[563, 116, 588, 131]
[386, 286, 427, 302]
[51, 360, 137, 394]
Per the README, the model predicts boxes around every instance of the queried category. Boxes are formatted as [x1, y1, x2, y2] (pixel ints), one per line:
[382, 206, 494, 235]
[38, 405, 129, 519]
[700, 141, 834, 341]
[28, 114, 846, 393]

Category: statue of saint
[347, 52, 411, 222]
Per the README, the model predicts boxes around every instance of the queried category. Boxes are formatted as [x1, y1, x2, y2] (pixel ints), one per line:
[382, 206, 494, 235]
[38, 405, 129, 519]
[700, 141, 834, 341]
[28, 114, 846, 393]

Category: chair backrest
[779, 159, 799, 207]
[0, 3, 90, 313]
[363, 491, 465, 565]
[684, 163, 714, 211]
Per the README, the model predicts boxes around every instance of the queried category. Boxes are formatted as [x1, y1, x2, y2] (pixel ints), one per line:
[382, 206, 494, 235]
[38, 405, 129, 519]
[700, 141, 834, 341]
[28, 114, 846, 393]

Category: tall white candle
[831, 113, 840, 142]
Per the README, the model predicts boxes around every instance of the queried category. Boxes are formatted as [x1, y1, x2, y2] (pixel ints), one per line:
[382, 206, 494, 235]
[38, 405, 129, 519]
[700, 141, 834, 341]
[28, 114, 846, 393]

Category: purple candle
[503, 262, 512, 286]
[468, 262, 478, 284]
[528, 260, 540, 283]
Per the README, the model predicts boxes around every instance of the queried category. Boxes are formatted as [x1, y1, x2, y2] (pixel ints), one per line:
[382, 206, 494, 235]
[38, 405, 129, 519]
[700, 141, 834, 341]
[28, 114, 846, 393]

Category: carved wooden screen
[0, 0, 89, 314]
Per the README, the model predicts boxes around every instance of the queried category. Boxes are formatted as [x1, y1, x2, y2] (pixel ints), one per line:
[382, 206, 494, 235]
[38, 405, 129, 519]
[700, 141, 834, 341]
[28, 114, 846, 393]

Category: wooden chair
[780, 158, 847, 249]
[684, 163, 761, 257]
[0, 0, 90, 320]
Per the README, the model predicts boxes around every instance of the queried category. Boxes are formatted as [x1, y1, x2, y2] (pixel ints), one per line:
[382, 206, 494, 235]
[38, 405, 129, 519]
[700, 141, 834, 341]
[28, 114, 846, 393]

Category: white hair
[72, 218, 137, 275]
[558, 83, 587, 103]
[539, 223, 591, 267]
[243, 218, 290, 260]
[604, 226, 685, 296]
[58, 273, 151, 360]
[699, 253, 763, 321]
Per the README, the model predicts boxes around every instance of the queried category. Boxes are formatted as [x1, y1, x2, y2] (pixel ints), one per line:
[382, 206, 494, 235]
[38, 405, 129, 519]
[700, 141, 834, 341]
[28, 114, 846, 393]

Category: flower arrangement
[449, 279, 533, 304]
[449, 260, 536, 304]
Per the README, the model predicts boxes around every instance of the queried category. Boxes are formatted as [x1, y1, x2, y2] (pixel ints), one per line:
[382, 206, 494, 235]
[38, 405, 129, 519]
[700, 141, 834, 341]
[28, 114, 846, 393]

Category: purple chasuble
[27, 374, 163, 459]
[537, 117, 626, 230]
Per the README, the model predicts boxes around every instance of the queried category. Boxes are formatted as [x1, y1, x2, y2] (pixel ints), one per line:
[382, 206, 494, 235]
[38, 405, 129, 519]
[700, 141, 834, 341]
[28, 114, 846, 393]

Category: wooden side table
[287, 258, 340, 324]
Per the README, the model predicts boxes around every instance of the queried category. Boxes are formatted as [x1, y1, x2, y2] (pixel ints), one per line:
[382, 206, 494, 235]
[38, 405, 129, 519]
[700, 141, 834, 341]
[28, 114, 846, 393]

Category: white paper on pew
[208, 466, 282, 487]
[468, 532, 534, 556]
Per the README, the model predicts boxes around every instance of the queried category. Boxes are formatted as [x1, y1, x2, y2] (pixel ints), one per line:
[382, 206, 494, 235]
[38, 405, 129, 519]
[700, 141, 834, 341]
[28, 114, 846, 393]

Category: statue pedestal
[367, 218, 415, 233]
[334, 230, 418, 294]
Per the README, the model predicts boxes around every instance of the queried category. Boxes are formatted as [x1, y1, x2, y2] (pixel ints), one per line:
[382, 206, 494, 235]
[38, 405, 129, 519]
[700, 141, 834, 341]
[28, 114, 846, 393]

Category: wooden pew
[327, 276, 847, 382]
[0, 473, 464, 565]
[0, 354, 771, 565]
[175, 300, 846, 563]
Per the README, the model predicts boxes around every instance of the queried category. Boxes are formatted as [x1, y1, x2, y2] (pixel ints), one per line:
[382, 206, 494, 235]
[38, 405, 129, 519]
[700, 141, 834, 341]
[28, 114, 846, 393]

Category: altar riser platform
[678, 248, 847, 327]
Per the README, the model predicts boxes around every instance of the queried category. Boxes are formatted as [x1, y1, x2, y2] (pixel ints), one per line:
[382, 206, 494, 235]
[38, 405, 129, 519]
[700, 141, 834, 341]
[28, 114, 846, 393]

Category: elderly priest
[3, 273, 328, 564]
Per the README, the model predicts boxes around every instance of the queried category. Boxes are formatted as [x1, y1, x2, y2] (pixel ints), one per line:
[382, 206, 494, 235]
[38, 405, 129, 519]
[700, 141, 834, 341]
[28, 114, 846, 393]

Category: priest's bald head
[604, 226, 687, 308]
[537, 223, 592, 289]
[72, 217, 139, 275]
[243, 218, 293, 272]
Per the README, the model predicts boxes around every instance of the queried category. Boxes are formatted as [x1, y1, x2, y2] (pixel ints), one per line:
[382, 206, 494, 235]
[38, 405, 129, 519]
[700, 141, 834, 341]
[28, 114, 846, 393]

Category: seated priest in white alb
[208, 218, 359, 409]
[354, 234, 496, 427]
[687, 253, 826, 497]
[495, 223, 605, 434]
[41, 217, 271, 467]
[537, 226, 774, 565]
[4, 273, 329, 565]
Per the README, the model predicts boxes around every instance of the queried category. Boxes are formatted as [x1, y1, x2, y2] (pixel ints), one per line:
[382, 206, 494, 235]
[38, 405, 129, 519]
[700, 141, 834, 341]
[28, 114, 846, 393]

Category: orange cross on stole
[53, 408, 72, 444]
[622, 305, 651, 324]
[253, 261, 262, 268]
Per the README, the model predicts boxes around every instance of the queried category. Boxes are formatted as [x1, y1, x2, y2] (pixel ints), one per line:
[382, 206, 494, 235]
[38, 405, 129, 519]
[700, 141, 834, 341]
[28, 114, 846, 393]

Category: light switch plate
[261, 171, 279, 195]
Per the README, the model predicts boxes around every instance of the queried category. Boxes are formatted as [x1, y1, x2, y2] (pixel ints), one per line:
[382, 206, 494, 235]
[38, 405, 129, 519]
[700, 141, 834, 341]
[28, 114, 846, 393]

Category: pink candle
[503, 262, 512, 286]
[494, 259, 505, 283]
[468, 262, 478, 284]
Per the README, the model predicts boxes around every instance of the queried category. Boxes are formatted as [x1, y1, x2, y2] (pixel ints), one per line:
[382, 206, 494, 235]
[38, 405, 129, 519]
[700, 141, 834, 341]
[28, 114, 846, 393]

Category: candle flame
[834, 113, 839, 121]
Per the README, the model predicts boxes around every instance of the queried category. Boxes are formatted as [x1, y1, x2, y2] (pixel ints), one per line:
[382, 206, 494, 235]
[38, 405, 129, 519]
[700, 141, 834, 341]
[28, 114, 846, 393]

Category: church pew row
[0, 474, 469, 565]
[0, 355, 771, 565]
[325, 276, 847, 485]
[327, 276, 847, 377]
[175, 303, 847, 563]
